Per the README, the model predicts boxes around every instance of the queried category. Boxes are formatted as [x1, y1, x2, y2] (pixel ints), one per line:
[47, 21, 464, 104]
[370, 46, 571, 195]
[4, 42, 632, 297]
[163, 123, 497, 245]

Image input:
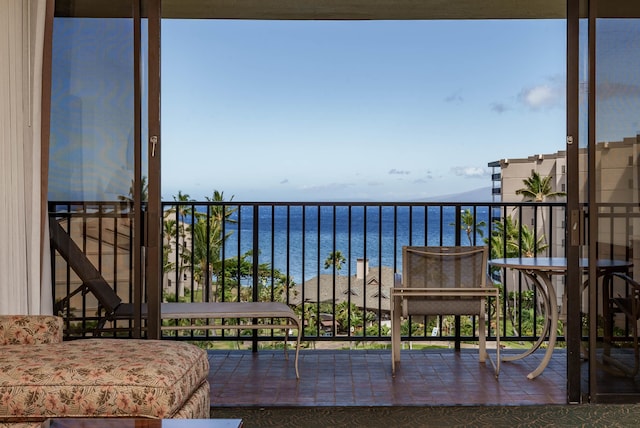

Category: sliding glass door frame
[565, 0, 582, 404]
[145, 0, 162, 339]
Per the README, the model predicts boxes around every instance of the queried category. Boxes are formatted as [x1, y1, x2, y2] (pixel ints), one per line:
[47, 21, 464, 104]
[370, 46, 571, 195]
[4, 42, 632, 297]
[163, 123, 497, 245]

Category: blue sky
[161, 19, 567, 202]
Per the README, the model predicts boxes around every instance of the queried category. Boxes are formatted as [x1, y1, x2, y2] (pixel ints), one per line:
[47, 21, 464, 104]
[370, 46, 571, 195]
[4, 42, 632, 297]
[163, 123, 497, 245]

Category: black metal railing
[50, 200, 569, 349]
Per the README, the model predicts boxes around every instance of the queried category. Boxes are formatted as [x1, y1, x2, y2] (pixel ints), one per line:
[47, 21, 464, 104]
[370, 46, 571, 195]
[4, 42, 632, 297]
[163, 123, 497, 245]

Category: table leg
[500, 270, 558, 379]
[501, 271, 552, 363]
[601, 273, 613, 358]
[391, 294, 402, 374]
[526, 271, 559, 379]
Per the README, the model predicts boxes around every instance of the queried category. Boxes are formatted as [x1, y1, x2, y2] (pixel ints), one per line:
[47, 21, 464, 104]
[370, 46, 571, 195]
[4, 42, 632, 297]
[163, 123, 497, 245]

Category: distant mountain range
[412, 186, 494, 203]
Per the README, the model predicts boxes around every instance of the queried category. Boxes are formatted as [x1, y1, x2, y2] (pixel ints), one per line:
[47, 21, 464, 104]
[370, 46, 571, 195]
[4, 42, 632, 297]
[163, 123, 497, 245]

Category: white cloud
[451, 166, 491, 178]
[518, 76, 564, 110]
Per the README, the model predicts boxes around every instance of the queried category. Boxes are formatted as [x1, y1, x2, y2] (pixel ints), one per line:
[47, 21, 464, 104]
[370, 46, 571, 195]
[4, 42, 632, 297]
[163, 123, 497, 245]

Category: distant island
[411, 186, 493, 203]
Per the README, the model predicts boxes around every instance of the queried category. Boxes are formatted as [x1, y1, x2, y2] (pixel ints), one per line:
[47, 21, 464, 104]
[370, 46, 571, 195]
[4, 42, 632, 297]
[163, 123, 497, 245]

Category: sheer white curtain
[0, 0, 51, 315]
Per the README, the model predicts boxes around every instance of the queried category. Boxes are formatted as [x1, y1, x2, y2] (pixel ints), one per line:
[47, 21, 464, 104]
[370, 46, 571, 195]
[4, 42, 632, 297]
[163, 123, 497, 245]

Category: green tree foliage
[223, 250, 292, 303]
[515, 171, 566, 202]
[451, 209, 486, 245]
[366, 324, 390, 337]
[335, 301, 363, 334]
[401, 318, 425, 337]
[298, 303, 320, 336]
[486, 216, 548, 259]
[162, 218, 177, 274]
[324, 250, 347, 273]
[188, 191, 237, 302]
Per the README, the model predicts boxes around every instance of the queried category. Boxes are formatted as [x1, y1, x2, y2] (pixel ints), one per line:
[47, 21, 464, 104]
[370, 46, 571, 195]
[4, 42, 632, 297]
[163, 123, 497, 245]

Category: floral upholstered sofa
[0, 315, 210, 427]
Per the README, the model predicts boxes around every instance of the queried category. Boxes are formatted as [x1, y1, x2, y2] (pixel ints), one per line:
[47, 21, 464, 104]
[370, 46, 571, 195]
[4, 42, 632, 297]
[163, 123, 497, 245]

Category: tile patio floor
[207, 348, 567, 407]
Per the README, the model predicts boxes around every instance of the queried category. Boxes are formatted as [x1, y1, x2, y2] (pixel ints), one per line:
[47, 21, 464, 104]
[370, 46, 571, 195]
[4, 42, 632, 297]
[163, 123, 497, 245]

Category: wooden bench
[158, 301, 302, 378]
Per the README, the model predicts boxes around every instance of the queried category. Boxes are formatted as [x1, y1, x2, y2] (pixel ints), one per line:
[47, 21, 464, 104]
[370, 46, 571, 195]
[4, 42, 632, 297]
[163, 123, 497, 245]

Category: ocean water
[214, 205, 490, 284]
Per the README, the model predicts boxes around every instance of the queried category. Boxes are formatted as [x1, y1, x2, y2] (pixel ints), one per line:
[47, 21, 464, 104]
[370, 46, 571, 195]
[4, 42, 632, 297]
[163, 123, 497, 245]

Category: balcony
[49, 199, 639, 405]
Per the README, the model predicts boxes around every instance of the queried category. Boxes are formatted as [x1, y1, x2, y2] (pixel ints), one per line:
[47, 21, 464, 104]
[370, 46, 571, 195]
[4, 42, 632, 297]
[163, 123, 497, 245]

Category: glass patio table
[488, 257, 631, 379]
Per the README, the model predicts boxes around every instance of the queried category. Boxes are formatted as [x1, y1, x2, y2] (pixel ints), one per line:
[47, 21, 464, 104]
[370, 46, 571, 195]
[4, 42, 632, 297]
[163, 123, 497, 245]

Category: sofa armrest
[0, 315, 63, 345]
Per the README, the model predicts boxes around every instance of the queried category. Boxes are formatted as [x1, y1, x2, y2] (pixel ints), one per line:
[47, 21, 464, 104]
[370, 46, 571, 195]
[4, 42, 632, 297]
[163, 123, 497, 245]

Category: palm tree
[324, 250, 346, 274]
[173, 191, 193, 222]
[204, 189, 237, 260]
[515, 171, 566, 202]
[518, 222, 549, 257]
[162, 217, 177, 297]
[191, 216, 230, 301]
[299, 303, 320, 337]
[169, 191, 194, 296]
[205, 190, 236, 221]
[487, 216, 520, 260]
[514, 171, 565, 249]
[118, 176, 148, 210]
[487, 216, 548, 259]
[452, 209, 486, 246]
[335, 301, 352, 334]
[191, 190, 237, 302]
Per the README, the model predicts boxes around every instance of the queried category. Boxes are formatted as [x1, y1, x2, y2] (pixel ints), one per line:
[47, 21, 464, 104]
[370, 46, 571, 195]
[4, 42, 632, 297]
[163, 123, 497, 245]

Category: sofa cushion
[0, 339, 209, 422]
[0, 316, 63, 345]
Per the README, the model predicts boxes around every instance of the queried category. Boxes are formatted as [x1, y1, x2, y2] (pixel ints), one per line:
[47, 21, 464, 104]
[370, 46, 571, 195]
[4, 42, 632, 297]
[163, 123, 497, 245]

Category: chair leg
[478, 315, 486, 363]
[632, 321, 639, 377]
[494, 294, 500, 377]
[478, 300, 487, 363]
[631, 296, 640, 376]
[391, 296, 402, 374]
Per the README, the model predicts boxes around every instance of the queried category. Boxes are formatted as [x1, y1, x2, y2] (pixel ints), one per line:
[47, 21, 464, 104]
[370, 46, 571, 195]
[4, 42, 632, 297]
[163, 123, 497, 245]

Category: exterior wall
[594, 138, 640, 316]
[490, 138, 640, 314]
[596, 138, 638, 204]
[499, 153, 566, 204]
[594, 138, 639, 261]
[492, 152, 567, 266]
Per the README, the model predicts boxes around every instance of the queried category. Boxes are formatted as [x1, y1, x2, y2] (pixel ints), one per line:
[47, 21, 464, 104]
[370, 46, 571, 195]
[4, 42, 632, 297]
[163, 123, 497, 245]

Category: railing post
[252, 204, 259, 353]
[454, 205, 462, 351]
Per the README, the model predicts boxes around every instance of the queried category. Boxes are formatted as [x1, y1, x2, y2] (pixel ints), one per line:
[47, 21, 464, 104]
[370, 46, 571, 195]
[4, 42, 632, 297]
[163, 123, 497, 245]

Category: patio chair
[391, 246, 500, 376]
[50, 219, 302, 378]
[603, 271, 640, 377]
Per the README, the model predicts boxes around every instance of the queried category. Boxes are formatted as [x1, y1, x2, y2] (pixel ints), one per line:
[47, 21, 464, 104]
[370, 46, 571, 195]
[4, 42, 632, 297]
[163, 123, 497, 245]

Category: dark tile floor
[207, 348, 567, 407]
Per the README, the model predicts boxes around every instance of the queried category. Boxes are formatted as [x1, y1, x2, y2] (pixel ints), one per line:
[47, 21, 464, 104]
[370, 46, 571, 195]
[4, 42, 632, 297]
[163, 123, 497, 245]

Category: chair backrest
[49, 219, 123, 315]
[82, 279, 124, 316]
[402, 246, 488, 316]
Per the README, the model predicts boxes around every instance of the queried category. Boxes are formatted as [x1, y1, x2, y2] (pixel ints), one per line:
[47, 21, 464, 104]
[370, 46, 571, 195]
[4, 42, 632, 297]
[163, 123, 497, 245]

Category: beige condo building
[489, 135, 640, 312]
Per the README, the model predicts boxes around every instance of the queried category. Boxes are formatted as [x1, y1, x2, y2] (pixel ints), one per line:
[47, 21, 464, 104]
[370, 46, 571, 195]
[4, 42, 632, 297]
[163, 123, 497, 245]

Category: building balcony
[48, 199, 639, 405]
